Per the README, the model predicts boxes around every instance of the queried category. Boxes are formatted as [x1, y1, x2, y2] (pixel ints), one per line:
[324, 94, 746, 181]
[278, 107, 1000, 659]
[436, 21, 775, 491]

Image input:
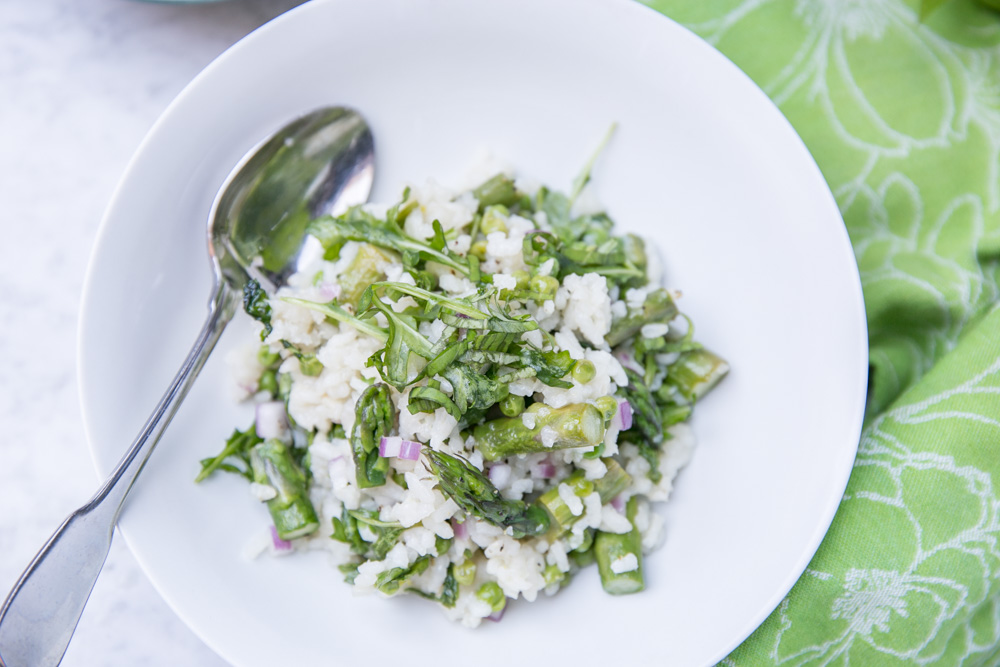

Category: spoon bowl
[212, 107, 374, 291]
[0, 106, 374, 667]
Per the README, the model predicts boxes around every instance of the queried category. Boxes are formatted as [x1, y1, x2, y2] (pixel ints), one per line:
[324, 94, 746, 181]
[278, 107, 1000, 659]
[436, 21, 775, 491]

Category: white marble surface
[0, 1, 304, 664]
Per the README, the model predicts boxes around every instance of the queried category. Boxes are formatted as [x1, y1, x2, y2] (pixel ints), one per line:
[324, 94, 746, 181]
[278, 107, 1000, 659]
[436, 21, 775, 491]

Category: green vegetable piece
[297, 354, 323, 376]
[535, 459, 631, 536]
[331, 506, 366, 555]
[668, 349, 730, 402]
[661, 403, 693, 428]
[571, 359, 596, 384]
[528, 275, 559, 299]
[281, 297, 388, 342]
[309, 215, 475, 279]
[596, 459, 632, 504]
[480, 205, 509, 235]
[454, 557, 477, 587]
[593, 396, 619, 423]
[622, 233, 647, 271]
[475, 581, 506, 612]
[606, 288, 677, 348]
[499, 394, 525, 418]
[351, 383, 395, 488]
[573, 528, 595, 554]
[440, 565, 459, 608]
[249, 439, 319, 540]
[425, 450, 550, 538]
[543, 564, 566, 587]
[339, 243, 399, 307]
[257, 345, 281, 367]
[503, 348, 575, 389]
[338, 562, 361, 584]
[621, 368, 664, 483]
[595, 496, 644, 595]
[570, 123, 616, 201]
[196, 424, 262, 483]
[536, 472, 595, 531]
[345, 509, 405, 560]
[243, 279, 273, 340]
[472, 174, 519, 211]
[472, 403, 606, 461]
[376, 555, 431, 595]
[469, 240, 488, 260]
[258, 369, 278, 396]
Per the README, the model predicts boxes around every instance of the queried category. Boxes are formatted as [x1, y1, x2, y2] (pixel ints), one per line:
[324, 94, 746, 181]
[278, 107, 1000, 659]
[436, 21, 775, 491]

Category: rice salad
[198, 145, 728, 627]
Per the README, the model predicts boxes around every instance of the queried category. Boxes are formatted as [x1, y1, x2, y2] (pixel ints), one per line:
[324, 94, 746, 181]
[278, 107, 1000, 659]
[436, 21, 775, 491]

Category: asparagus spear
[351, 383, 395, 488]
[472, 403, 607, 461]
[425, 449, 550, 538]
[594, 496, 644, 595]
[249, 439, 319, 540]
[606, 288, 678, 347]
[536, 459, 632, 535]
[668, 349, 730, 402]
[621, 368, 665, 483]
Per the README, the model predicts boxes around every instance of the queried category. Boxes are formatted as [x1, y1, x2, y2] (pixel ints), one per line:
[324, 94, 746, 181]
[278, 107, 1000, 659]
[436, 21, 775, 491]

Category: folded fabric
[643, 1, 1000, 663]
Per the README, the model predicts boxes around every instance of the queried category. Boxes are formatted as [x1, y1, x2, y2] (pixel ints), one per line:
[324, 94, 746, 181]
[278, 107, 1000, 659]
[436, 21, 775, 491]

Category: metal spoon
[0, 106, 374, 667]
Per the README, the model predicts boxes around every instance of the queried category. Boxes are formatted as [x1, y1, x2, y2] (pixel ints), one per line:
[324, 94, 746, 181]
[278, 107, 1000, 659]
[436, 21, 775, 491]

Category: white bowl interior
[79, 1, 867, 665]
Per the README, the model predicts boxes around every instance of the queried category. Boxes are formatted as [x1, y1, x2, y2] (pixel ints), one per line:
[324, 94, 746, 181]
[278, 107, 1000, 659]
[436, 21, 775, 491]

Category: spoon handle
[0, 283, 239, 667]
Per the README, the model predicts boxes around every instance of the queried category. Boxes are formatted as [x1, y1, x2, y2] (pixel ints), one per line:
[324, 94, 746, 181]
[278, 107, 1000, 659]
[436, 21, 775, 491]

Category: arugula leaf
[519, 348, 575, 388]
[376, 555, 432, 595]
[331, 506, 367, 555]
[242, 279, 273, 340]
[196, 424, 262, 482]
[348, 509, 404, 560]
[570, 122, 617, 202]
[351, 383, 395, 488]
[308, 216, 476, 279]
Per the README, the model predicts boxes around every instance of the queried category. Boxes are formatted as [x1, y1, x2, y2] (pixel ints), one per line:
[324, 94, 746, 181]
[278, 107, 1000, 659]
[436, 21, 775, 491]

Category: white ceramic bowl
[79, 1, 868, 665]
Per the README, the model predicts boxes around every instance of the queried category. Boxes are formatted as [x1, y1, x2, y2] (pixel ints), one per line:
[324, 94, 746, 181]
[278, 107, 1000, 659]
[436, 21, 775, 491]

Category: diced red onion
[452, 519, 468, 539]
[398, 439, 422, 461]
[378, 436, 402, 458]
[270, 525, 292, 551]
[610, 495, 625, 512]
[488, 463, 512, 489]
[255, 401, 288, 439]
[614, 351, 642, 373]
[317, 281, 341, 302]
[486, 607, 506, 622]
[618, 399, 633, 431]
[534, 461, 556, 479]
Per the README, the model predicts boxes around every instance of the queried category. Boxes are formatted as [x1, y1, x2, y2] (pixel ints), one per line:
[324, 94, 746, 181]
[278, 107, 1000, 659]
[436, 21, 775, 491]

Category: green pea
[499, 394, 525, 417]
[298, 355, 323, 377]
[480, 205, 509, 235]
[529, 275, 559, 296]
[454, 558, 477, 587]
[258, 369, 278, 396]
[572, 359, 596, 384]
[475, 581, 506, 612]
[257, 345, 281, 368]
[470, 240, 488, 260]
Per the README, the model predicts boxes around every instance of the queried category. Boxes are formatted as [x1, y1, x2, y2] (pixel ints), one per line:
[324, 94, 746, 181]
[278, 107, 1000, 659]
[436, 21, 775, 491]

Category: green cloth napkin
[642, 1, 1000, 664]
